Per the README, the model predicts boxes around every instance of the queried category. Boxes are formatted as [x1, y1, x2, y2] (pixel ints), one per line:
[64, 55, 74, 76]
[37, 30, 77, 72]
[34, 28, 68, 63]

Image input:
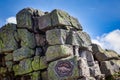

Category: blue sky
[0, 0, 120, 53]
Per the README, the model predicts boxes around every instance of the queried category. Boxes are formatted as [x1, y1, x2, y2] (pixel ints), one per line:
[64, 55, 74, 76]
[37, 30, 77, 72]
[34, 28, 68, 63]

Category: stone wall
[0, 8, 120, 80]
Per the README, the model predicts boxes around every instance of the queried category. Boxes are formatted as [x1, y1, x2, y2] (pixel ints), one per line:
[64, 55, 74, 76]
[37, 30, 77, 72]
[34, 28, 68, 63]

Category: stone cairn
[0, 8, 120, 80]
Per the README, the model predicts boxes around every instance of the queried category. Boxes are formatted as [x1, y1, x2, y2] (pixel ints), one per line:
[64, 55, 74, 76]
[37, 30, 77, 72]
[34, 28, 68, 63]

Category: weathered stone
[40, 56, 47, 70]
[0, 67, 7, 74]
[18, 29, 36, 48]
[32, 56, 47, 71]
[76, 31, 91, 47]
[48, 56, 79, 80]
[34, 9, 45, 17]
[37, 13, 51, 30]
[46, 45, 73, 62]
[51, 9, 82, 30]
[20, 75, 31, 80]
[66, 31, 91, 48]
[36, 9, 82, 31]
[100, 60, 120, 77]
[32, 56, 40, 71]
[78, 77, 96, 80]
[96, 50, 119, 61]
[46, 29, 67, 45]
[5, 61, 13, 72]
[41, 71, 48, 80]
[0, 24, 18, 53]
[78, 58, 90, 77]
[79, 50, 94, 66]
[16, 8, 34, 30]
[5, 53, 13, 61]
[13, 47, 34, 61]
[35, 47, 42, 56]
[91, 44, 104, 54]
[16, 8, 44, 30]
[89, 61, 103, 77]
[35, 34, 46, 46]
[92, 44, 119, 61]
[30, 71, 41, 80]
[13, 58, 33, 75]
[2, 8, 120, 80]
[70, 16, 82, 30]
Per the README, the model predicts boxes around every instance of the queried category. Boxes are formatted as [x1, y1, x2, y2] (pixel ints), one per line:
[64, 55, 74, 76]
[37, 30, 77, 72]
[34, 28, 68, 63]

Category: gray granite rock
[46, 45, 73, 62]
[0, 24, 18, 53]
[78, 58, 90, 77]
[46, 29, 67, 45]
[16, 8, 44, 30]
[5, 53, 13, 61]
[66, 31, 91, 48]
[36, 9, 82, 31]
[18, 29, 36, 48]
[13, 58, 33, 75]
[100, 60, 120, 77]
[51, 9, 82, 30]
[35, 34, 46, 46]
[32, 56, 47, 71]
[13, 47, 34, 61]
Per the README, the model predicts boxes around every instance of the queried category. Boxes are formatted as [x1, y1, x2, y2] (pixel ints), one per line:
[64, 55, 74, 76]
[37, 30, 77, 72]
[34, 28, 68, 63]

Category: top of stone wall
[16, 8, 83, 32]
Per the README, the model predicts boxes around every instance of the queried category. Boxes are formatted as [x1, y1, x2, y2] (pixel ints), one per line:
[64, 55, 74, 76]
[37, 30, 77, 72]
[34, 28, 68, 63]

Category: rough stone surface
[37, 13, 51, 30]
[66, 31, 91, 48]
[17, 8, 44, 30]
[32, 56, 40, 71]
[41, 71, 48, 80]
[5, 53, 13, 61]
[32, 56, 47, 71]
[46, 45, 73, 62]
[35, 47, 43, 56]
[46, 29, 67, 45]
[91, 44, 104, 54]
[92, 44, 119, 61]
[13, 47, 34, 61]
[76, 31, 91, 47]
[51, 9, 82, 30]
[79, 77, 96, 80]
[78, 58, 90, 77]
[13, 58, 33, 75]
[30, 71, 41, 80]
[36, 9, 83, 31]
[18, 29, 36, 48]
[0, 67, 7, 74]
[89, 61, 102, 77]
[5, 61, 13, 72]
[95, 49, 119, 61]
[100, 60, 120, 77]
[40, 56, 47, 69]
[48, 56, 79, 80]
[79, 51, 94, 63]
[35, 33, 46, 46]
[0, 24, 18, 53]
[0, 8, 119, 80]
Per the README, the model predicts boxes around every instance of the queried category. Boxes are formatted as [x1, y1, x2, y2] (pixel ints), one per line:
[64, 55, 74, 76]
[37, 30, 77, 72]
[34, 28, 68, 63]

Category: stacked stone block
[37, 9, 104, 80]
[0, 7, 120, 80]
[92, 44, 120, 79]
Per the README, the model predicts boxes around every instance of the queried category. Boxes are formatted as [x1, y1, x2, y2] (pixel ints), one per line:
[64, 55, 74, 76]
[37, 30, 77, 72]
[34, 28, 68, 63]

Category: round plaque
[55, 60, 74, 77]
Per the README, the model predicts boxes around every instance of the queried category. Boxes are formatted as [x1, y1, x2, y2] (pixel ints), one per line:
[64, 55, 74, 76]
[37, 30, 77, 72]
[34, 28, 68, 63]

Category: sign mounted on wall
[55, 60, 74, 77]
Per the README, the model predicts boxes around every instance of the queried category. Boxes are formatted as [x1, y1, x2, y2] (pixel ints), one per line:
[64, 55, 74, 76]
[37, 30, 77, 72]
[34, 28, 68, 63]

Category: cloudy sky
[0, 0, 120, 54]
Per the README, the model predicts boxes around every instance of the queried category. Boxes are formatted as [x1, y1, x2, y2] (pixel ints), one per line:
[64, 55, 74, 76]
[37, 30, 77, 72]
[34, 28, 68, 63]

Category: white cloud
[92, 29, 120, 54]
[6, 17, 16, 24]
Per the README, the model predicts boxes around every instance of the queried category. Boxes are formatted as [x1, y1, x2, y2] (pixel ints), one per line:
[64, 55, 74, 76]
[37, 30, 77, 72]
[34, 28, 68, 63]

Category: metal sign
[55, 60, 74, 77]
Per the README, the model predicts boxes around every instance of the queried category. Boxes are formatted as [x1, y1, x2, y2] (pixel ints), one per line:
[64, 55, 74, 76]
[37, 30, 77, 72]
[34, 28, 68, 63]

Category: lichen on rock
[0, 7, 119, 80]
